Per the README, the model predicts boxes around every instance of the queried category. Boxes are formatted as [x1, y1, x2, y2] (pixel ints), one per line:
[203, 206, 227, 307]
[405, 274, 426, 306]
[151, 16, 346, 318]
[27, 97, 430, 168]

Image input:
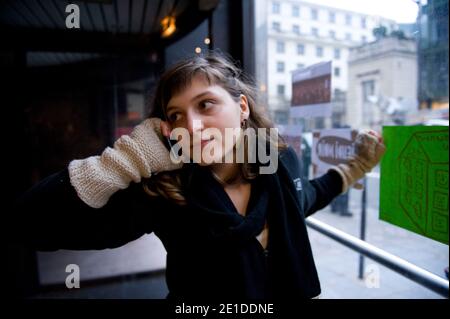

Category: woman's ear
[239, 94, 250, 119]
[160, 120, 172, 138]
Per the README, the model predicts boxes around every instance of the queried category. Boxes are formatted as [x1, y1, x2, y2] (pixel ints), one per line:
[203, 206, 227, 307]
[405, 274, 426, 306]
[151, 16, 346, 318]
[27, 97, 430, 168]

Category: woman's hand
[329, 129, 386, 193]
[353, 129, 386, 175]
[127, 117, 182, 174]
[160, 120, 172, 139]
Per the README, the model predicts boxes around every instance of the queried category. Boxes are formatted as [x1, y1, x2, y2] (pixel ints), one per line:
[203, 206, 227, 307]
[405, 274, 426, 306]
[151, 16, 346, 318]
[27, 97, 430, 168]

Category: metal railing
[306, 217, 449, 298]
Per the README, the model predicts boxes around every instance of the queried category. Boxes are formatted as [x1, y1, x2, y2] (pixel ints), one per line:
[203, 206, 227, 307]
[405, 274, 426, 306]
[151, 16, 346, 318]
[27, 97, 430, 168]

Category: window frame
[311, 8, 318, 20]
[316, 45, 324, 57]
[276, 40, 285, 53]
[276, 61, 285, 73]
[272, 2, 280, 14]
[297, 43, 305, 55]
[345, 14, 352, 26]
[329, 11, 336, 23]
[334, 48, 341, 59]
[277, 84, 285, 96]
[292, 5, 300, 17]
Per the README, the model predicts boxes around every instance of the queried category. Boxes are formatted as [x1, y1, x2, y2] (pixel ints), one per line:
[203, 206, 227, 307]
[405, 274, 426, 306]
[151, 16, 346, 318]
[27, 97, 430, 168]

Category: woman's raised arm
[12, 118, 181, 251]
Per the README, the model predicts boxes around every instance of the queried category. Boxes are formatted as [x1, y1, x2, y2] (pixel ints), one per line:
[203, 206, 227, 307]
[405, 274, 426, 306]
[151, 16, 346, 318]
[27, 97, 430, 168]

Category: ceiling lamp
[161, 16, 176, 38]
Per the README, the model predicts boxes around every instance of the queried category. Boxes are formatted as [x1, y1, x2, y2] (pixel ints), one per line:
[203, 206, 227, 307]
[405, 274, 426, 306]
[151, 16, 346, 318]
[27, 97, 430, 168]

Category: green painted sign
[380, 126, 449, 245]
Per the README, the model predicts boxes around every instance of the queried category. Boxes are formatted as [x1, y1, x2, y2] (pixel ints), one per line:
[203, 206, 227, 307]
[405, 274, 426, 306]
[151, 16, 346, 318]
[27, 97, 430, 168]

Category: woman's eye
[200, 100, 215, 110]
[168, 113, 180, 122]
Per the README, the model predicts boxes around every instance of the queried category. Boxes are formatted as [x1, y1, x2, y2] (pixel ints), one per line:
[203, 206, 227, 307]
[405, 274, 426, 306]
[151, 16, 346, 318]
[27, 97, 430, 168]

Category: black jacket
[13, 146, 342, 299]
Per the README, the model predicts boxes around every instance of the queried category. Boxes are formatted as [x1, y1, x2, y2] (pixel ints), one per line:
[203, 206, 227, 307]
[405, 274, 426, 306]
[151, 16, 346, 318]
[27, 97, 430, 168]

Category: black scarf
[181, 156, 321, 299]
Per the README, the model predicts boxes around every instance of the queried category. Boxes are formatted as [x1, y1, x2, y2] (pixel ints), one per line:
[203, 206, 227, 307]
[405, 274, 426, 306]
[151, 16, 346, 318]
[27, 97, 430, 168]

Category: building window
[361, 35, 367, 43]
[329, 30, 336, 39]
[311, 8, 318, 20]
[297, 43, 305, 55]
[293, 24, 300, 35]
[316, 46, 324, 57]
[345, 33, 352, 41]
[362, 80, 375, 102]
[345, 14, 352, 26]
[312, 27, 319, 37]
[362, 80, 375, 123]
[297, 63, 305, 69]
[276, 61, 285, 73]
[292, 5, 300, 17]
[315, 117, 325, 129]
[272, 22, 281, 32]
[334, 48, 341, 59]
[276, 41, 285, 53]
[361, 17, 367, 28]
[277, 84, 285, 96]
[334, 67, 340, 77]
[329, 11, 335, 23]
[272, 2, 280, 14]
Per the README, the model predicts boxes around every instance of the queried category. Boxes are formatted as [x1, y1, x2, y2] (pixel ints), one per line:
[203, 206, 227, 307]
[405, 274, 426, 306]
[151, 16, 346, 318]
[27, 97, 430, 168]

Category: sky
[301, 0, 420, 23]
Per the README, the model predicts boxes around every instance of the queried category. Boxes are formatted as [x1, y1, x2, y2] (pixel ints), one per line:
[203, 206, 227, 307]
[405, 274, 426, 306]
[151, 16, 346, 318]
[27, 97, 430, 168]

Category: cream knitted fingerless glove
[329, 129, 386, 194]
[68, 118, 182, 208]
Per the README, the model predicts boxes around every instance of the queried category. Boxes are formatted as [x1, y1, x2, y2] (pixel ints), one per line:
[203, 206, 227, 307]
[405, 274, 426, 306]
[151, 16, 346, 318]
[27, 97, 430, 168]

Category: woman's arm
[299, 130, 385, 217]
[302, 170, 343, 217]
[12, 168, 156, 251]
[68, 118, 181, 208]
[12, 118, 181, 251]
[280, 146, 342, 217]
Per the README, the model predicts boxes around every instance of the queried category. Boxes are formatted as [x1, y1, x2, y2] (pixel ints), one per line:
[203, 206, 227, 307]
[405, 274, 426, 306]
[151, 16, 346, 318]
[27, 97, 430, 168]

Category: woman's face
[161, 74, 249, 165]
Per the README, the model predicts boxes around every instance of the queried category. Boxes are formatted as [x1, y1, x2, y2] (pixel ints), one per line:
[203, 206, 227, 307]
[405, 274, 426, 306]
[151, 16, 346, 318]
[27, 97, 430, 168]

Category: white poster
[312, 129, 357, 178]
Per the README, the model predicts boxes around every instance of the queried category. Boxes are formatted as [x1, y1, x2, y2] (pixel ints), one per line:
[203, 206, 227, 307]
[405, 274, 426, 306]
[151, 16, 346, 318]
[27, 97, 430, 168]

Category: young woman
[15, 53, 385, 299]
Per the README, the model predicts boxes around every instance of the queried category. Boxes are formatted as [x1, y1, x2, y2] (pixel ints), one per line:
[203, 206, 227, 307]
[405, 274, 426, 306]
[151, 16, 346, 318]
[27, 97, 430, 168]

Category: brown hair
[143, 51, 287, 205]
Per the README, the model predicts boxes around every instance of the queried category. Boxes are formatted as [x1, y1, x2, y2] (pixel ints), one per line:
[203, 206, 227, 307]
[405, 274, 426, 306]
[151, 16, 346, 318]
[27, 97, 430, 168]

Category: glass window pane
[329, 11, 336, 23]
[272, 2, 280, 14]
[253, 0, 448, 299]
[334, 48, 341, 59]
[277, 84, 285, 95]
[276, 61, 285, 72]
[316, 46, 324, 57]
[312, 27, 319, 37]
[276, 40, 285, 53]
[272, 21, 281, 32]
[334, 66, 341, 77]
[292, 5, 300, 17]
[345, 13, 352, 25]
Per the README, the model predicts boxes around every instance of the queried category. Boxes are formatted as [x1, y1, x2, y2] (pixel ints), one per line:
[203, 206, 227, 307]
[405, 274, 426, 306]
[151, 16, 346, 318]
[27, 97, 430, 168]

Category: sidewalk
[308, 198, 448, 299]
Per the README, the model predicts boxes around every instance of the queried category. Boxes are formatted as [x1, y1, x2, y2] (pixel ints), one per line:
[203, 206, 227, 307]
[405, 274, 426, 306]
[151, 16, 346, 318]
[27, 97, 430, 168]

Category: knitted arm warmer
[68, 118, 182, 208]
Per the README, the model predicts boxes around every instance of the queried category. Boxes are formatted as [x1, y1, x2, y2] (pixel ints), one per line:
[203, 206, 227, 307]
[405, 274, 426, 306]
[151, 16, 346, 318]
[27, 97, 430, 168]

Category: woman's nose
[186, 113, 204, 136]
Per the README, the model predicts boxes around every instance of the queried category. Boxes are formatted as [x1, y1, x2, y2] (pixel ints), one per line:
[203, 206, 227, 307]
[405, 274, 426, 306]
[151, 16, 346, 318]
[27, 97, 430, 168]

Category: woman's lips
[200, 137, 214, 147]
[190, 137, 215, 150]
